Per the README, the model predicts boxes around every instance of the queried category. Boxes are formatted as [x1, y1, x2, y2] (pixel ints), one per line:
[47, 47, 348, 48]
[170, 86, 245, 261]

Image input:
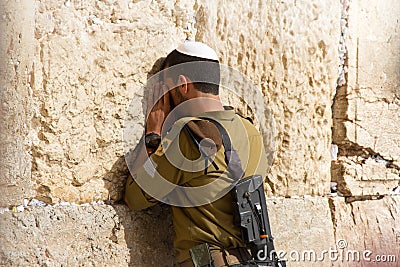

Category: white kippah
[176, 41, 219, 61]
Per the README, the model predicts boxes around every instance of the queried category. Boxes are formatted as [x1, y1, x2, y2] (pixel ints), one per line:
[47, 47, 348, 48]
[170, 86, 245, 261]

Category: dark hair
[162, 49, 220, 95]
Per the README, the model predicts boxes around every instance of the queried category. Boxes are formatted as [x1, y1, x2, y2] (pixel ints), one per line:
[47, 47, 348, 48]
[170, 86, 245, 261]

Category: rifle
[233, 175, 286, 267]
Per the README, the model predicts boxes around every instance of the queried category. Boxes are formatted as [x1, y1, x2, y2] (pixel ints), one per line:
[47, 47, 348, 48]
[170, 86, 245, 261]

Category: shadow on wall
[106, 58, 176, 266]
[103, 57, 167, 203]
[113, 204, 176, 267]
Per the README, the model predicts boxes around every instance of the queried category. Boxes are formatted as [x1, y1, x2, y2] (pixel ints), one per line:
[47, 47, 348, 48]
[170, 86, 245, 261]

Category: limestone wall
[332, 0, 400, 196]
[0, 0, 35, 207]
[4, 0, 340, 205]
[195, 0, 340, 197]
[0, 0, 399, 266]
[30, 0, 192, 204]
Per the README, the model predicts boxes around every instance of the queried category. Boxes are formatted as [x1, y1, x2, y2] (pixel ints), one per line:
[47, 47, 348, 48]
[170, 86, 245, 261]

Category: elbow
[124, 194, 150, 211]
[124, 194, 136, 210]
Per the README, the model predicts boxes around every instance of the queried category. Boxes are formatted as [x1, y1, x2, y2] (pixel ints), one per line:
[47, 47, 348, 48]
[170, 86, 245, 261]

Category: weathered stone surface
[330, 196, 400, 267]
[31, 0, 192, 203]
[0, 0, 35, 206]
[332, 157, 400, 196]
[333, 96, 400, 165]
[0, 1, 399, 267]
[346, 0, 400, 96]
[0, 197, 336, 267]
[0, 204, 175, 267]
[196, 0, 340, 197]
[267, 197, 335, 267]
[2, 197, 398, 267]
[28, 0, 341, 204]
[332, 0, 400, 196]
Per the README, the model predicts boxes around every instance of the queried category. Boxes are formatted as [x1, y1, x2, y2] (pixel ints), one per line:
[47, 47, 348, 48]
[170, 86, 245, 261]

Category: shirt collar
[198, 106, 235, 121]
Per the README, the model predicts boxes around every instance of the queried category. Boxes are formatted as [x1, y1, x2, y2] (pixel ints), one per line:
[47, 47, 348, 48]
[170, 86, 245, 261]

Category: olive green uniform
[125, 109, 267, 263]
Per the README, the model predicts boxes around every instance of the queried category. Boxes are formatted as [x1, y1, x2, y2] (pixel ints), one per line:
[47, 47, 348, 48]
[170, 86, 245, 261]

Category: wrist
[145, 130, 161, 136]
[145, 125, 161, 136]
[145, 132, 161, 151]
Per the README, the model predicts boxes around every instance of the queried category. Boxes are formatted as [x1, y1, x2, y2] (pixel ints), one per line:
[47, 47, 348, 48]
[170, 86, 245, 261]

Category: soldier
[124, 41, 269, 267]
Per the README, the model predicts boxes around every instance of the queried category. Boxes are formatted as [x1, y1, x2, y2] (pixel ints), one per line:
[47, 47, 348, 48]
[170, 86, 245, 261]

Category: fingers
[147, 81, 162, 114]
[154, 82, 164, 105]
[162, 85, 171, 112]
[147, 83, 154, 110]
[162, 83, 169, 94]
[147, 80, 160, 112]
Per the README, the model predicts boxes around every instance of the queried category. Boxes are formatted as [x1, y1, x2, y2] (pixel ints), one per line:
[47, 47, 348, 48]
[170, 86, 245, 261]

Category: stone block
[335, 97, 400, 165]
[330, 196, 400, 267]
[1, 194, 398, 267]
[24, 0, 342, 203]
[0, 204, 175, 267]
[334, 0, 400, 161]
[332, 0, 400, 195]
[267, 197, 335, 267]
[346, 0, 400, 95]
[332, 157, 399, 196]
[195, 0, 341, 197]
[0, 197, 335, 267]
[0, 0, 35, 206]
[30, 0, 191, 203]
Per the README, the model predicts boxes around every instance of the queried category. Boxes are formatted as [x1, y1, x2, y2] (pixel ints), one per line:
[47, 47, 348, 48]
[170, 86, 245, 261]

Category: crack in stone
[337, 140, 400, 171]
[334, 117, 372, 134]
[328, 198, 338, 246]
[345, 195, 385, 204]
[349, 202, 357, 226]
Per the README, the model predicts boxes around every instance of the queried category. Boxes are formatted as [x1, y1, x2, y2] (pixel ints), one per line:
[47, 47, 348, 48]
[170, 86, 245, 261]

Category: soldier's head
[162, 41, 220, 106]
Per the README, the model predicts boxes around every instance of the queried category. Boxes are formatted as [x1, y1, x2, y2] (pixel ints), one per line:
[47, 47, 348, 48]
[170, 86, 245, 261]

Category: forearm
[124, 174, 158, 210]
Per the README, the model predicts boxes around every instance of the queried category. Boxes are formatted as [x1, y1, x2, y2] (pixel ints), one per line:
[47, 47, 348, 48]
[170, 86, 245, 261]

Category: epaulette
[223, 105, 254, 124]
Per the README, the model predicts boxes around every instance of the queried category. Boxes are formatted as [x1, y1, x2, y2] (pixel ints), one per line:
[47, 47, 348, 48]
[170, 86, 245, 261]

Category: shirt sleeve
[124, 173, 159, 210]
[124, 132, 196, 210]
[242, 133, 268, 179]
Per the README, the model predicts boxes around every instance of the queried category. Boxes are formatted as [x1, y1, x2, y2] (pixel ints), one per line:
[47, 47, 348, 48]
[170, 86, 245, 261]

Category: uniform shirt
[125, 108, 268, 263]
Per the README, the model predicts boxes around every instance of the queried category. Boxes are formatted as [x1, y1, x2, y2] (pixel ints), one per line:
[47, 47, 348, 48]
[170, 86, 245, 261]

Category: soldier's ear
[178, 75, 189, 94]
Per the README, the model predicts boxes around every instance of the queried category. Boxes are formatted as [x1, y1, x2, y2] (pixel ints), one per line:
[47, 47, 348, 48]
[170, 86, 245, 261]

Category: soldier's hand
[145, 81, 171, 136]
